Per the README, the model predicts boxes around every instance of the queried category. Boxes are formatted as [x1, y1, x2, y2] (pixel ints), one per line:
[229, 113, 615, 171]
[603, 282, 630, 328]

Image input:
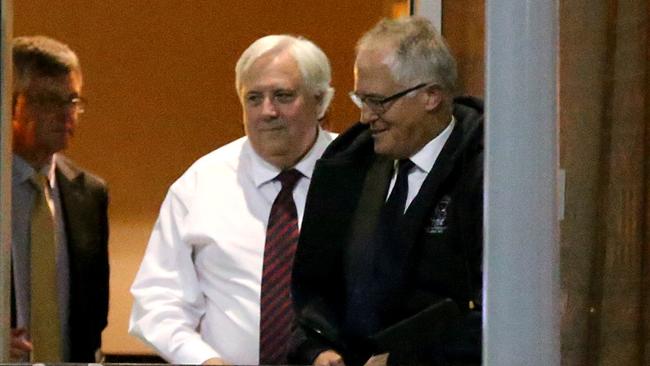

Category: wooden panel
[442, 0, 485, 97]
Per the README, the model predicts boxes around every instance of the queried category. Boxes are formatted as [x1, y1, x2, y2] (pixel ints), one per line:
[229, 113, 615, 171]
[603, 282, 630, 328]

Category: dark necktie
[29, 174, 62, 362]
[259, 169, 302, 364]
[384, 159, 415, 217]
[346, 159, 415, 338]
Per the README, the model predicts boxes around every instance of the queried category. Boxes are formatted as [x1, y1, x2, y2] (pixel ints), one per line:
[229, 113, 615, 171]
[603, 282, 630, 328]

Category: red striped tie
[259, 169, 302, 364]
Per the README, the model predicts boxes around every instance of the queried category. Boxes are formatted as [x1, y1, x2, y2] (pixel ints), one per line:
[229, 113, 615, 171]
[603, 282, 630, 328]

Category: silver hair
[356, 17, 458, 95]
[235, 35, 334, 119]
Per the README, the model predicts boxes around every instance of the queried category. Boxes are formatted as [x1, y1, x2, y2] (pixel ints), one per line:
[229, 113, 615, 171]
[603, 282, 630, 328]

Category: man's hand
[10, 328, 32, 362]
[202, 357, 228, 365]
[364, 353, 389, 366]
[313, 349, 345, 366]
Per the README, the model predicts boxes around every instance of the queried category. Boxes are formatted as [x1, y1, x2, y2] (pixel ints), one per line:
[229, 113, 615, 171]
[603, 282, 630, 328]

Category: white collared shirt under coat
[387, 117, 456, 211]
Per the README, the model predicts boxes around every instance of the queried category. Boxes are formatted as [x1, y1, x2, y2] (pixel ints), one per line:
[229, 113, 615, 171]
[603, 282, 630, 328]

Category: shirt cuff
[172, 339, 222, 365]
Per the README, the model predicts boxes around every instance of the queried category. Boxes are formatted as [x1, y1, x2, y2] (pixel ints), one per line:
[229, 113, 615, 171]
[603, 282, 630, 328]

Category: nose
[359, 104, 378, 124]
[261, 96, 279, 118]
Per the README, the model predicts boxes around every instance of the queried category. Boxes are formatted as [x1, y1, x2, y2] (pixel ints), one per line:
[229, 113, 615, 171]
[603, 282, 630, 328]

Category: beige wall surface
[13, 0, 390, 355]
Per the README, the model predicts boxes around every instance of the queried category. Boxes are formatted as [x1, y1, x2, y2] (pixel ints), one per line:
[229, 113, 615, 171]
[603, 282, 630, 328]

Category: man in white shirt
[129, 34, 336, 365]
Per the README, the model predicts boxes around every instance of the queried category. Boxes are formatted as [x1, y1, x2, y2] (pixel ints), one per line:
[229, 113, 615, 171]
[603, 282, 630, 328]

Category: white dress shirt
[129, 128, 335, 365]
[387, 117, 456, 211]
[12, 154, 71, 361]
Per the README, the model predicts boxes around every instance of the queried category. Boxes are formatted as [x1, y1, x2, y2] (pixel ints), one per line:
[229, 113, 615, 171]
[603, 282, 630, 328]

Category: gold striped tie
[29, 173, 63, 362]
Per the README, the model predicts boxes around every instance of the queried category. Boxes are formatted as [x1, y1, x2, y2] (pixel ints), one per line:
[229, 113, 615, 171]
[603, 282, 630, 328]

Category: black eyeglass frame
[349, 82, 431, 114]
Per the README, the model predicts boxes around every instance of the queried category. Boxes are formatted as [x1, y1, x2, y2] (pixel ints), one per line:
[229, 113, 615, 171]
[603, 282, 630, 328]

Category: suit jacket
[290, 97, 484, 366]
[11, 155, 110, 362]
[56, 155, 110, 362]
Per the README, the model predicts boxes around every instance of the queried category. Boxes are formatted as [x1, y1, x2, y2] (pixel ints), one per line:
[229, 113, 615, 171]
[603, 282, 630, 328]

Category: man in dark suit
[289, 17, 483, 366]
[10, 35, 109, 363]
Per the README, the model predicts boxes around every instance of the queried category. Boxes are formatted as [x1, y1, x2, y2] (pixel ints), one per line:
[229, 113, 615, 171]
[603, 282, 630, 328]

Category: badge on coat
[425, 195, 451, 234]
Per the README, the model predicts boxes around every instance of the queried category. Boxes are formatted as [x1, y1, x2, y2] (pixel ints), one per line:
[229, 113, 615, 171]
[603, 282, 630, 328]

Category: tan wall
[13, 0, 394, 355]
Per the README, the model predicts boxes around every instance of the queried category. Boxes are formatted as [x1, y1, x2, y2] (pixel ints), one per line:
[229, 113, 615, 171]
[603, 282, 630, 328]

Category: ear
[423, 85, 444, 112]
[315, 90, 332, 120]
[12, 94, 28, 123]
[313, 92, 323, 118]
[314, 91, 324, 105]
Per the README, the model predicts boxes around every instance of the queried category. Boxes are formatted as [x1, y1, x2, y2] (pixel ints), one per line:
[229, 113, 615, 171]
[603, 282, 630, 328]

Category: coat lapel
[400, 119, 466, 265]
[346, 155, 393, 274]
[55, 156, 90, 257]
[56, 157, 82, 227]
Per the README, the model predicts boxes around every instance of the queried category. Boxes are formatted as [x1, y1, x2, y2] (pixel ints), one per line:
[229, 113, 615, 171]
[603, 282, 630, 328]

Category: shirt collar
[12, 154, 56, 188]
[409, 116, 456, 174]
[249, 127, 330, 188]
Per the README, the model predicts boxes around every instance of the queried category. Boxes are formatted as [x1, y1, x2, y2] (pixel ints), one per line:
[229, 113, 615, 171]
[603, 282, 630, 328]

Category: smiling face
[239, 50, 321, 169]
[12, 70, 83, 168]
[354, 47, 441, 160]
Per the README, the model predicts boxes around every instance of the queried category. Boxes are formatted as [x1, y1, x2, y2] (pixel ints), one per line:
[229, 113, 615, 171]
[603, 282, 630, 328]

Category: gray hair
[13, 35, 81, 94]
[357, 17, 457, 95]
[235, 35, 334, 119]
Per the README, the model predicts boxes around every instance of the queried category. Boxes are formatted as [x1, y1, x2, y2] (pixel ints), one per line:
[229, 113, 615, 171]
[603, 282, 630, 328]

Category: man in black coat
[10, 35, 109, 363]
[290, 17, 483, 366]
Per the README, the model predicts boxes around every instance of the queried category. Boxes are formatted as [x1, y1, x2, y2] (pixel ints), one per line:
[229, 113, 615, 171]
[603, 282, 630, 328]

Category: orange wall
[13, 0, 393, 354]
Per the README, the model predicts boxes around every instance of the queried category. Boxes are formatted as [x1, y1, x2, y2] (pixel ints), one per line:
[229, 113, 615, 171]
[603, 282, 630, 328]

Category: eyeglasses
[26, 92, 87, 114]
[349, 82, 430, 114]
